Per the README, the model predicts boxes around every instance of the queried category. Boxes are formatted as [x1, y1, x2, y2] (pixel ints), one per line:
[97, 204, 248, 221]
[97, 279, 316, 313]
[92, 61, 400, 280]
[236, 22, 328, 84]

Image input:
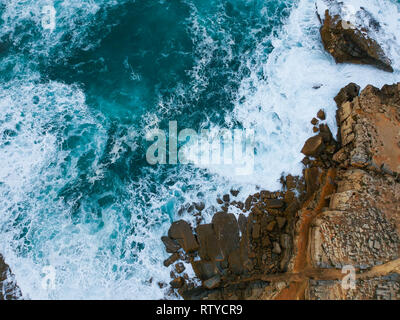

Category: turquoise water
[0, 0, 400, 299]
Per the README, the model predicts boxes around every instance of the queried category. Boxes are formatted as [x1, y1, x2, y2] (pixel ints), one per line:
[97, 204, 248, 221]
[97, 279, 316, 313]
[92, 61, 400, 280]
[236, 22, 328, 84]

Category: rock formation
[0, 254, 21, 300]
[162, 83, 400, 300]
[319, 9, 393, 72]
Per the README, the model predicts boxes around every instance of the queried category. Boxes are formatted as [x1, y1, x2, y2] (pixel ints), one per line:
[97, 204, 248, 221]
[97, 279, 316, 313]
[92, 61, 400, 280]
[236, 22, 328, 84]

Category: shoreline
[161, 81, 400, 300]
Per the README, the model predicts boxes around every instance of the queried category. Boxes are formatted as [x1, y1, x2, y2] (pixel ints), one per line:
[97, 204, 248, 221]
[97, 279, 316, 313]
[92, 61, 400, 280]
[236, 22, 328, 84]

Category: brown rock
[280, 234, 291, 249]
[252, 223, 261, 239]
[320, 10, 393, 72]
[262, 236, 271, 247]
[192, 261, 219, 280]
[265, 199, 284, 209]
[285, 175, 296, 190]
[236, 201, 244, 210]
[266, 221, 276, 232]
[238, 214, 247, 235]
[175, 262, 186, 274]
[228, 248, 244, 275]
[311, 118, 319, 126]
[276, 217, 287, 229]
[334, 83, 360, 107]
[230, 189, 240, 197]
[284, 191, 295, 203]
[317, 109, 326, 121]
[196, 224, 220, 261]
[163, 253, 180, 267]
[301, 135, 324, 157]
[212, 212, 240, 261]
[318, 124, 334, 143]
[170, 277, 185, 289]
[168, 220, 199, 253]
[272, 242, 282, 254]
[161, 236, 180, 253]
[195, 202, 205, 211]
[305, 167, 321, 197]
[0, 255, 21, 300]
[203, 275, 221, 290]
[245, 196, 252, 211]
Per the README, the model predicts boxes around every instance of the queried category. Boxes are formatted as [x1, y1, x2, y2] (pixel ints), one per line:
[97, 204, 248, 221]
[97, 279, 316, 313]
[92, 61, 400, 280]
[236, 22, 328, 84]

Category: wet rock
[276, 217, 287, 229]
[230, 189, 240, 197]
[311, 118, 319, 126]
[334, 83, 360, 107]
[168, 220, 199, 253]
[196, 224, 220, 261]
[238, 214, 247, 235]
[195, 202, 205, 211]
[203, 275, 221, 290]
[305, 167, 321, 198]
[192, 261, 219, 281]
[252, 223, 261, 239]
[266, 221, 276, 232]
[301, 136, 324, 157]
[212, 212, 240, 261]
[272, 242, 282, 254]
[285, 175, 297, 190]
[245, 196, 252, 211]
[223, 194, 230, 203]
[318, 124, 334, 143]
[317, 109, 326, 121]
[164, 253, 180, 267]
[175, 262, 186, 274]
[170, 277, 185, 289]
[280, 234, 291, 249]
[228, 249, 244, 275]
[161, 236, 181, 253]
[265, 199, 284, 209]
[320, 10, 393, 72]
[236, 201, 244, 210]
[0, 254, 18, 300]
[284, 191, 295, 204]
[262, 236, 271, 248]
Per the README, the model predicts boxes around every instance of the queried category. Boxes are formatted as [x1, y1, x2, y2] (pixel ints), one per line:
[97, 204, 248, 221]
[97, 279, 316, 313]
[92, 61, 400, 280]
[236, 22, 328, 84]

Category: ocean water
[0, 0, 399, 299]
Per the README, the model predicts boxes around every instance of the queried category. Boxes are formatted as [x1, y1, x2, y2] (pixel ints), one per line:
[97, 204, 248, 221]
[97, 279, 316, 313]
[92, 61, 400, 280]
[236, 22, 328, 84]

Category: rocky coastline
[160, 6, 400, 300]
[161, 81, 400, 300]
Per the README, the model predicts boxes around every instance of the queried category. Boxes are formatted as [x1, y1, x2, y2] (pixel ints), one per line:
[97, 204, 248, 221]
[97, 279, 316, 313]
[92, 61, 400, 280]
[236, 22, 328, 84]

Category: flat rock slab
[168, 220, 199, 253]
[212, 212, 240, 261]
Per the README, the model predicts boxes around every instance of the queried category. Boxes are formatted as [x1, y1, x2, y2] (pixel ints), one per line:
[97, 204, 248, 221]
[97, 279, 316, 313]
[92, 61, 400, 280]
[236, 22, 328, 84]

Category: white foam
[0, 0, 123, 60]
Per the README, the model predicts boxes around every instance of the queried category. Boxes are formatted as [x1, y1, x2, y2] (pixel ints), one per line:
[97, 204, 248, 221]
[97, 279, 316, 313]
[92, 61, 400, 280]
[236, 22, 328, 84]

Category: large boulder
[301, 135, 324, 157]
[168, 220, 199, 253]
[161, 236, 181, 253]
[320, 10, 393, 72]
[334, 83, 360, 107]
[196, 224, 221, 261]
[211, 212, 240, 261]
